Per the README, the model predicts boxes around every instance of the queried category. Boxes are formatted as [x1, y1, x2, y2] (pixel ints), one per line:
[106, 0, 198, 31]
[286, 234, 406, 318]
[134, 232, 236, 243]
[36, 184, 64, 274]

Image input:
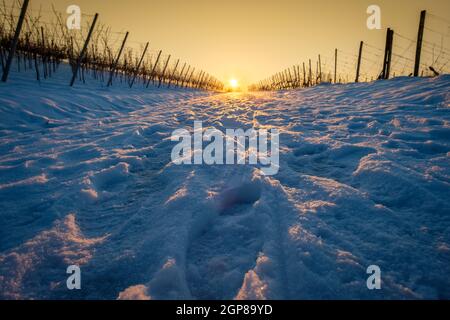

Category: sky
[8, 0, 450, 87]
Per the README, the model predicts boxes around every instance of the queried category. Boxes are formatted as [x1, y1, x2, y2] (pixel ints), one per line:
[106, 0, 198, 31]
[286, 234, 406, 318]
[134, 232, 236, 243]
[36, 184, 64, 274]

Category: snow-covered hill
[0, 68, 449, 299]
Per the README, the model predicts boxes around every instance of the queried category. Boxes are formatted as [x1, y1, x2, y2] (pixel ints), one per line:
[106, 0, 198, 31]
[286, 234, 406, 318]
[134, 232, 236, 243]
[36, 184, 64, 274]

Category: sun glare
[229, 79, 238, 88]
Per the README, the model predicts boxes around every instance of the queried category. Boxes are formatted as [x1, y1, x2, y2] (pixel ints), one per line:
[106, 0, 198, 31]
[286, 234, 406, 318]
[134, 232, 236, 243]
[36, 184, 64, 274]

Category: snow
[0, 66, 449, 299]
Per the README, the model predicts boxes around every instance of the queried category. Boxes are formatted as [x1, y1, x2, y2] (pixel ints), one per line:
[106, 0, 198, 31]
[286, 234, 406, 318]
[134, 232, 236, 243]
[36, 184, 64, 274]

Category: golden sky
[13, 0, 450, 86]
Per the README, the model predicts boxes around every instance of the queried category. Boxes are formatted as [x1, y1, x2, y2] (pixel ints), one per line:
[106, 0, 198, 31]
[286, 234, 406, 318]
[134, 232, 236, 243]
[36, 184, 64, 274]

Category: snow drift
[0, 68, 449, 299]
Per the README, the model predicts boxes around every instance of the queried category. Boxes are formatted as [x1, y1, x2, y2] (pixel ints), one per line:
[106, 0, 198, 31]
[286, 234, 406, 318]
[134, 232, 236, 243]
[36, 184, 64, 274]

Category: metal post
[318, 55, 322, 83]
[129, 42, 149, 88]
[413, 10, 426, 77]
[334, 48, 337, 84]
[70, 13, 99, 86]
[158, 54, 171, 88]
[167, 58, 179, 88]
[146, 50, 162, 88]
[107, 31, 129, 87]
[355, 41, 363, 82]
[2, 0, 29, 82]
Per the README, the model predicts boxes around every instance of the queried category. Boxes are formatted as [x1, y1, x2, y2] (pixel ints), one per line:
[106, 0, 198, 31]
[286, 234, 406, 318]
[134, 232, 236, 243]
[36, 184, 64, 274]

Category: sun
[229, 79, 238, 88]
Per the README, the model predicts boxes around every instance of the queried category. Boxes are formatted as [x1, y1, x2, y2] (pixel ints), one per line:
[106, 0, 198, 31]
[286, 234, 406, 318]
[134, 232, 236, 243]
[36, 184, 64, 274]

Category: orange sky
[10, 0, 450, 87]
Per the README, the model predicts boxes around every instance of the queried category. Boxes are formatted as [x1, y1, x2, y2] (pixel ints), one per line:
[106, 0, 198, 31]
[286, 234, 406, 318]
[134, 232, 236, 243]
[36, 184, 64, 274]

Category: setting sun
[229, 79, 238, 88]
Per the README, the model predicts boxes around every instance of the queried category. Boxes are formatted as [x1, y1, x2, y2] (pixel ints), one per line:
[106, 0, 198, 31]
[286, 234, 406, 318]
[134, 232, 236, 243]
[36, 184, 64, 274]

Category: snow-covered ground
[0, 67, 449, 299]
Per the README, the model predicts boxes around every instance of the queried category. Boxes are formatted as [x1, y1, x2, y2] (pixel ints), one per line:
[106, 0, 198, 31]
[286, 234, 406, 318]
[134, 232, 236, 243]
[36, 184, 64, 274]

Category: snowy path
[0, 71, 449, 299]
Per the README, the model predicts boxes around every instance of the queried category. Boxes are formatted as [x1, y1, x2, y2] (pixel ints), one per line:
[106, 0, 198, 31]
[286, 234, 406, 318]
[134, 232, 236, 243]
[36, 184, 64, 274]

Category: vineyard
[0, 0, 224, 90]
[249, 10, 450, 91]
[2, 2, 448, 93]
[0, 0, 450, 301]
